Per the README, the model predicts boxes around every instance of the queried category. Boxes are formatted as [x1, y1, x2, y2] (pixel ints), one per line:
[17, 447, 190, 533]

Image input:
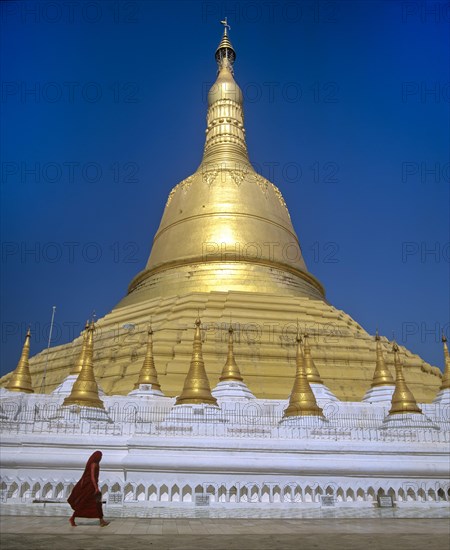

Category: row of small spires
[5, 320, 450, 419]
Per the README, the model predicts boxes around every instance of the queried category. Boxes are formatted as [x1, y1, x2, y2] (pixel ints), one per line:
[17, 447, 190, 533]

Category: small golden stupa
[219, 326, 244, 383]
[175, 319, 218, 407]
[283, 335, 324, 418]
[134, 326, 162, 390]
[388, 342, 422, 415]
[6, 329, 34, 394]
[370, 332, 395, 388]
[62, 321, 104, 409]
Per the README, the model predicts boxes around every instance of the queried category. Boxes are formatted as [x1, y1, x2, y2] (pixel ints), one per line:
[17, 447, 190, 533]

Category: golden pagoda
[62, 321, 104, 409]
[302, 333, 324, 385]
[362, 332, 395, 404]
[283, 335, 324, 418]
[0, 24, 443, 401]
[388, 342, 422, 415]
[219, 326, 244, 382]
[175, 319, 218, 407]
[6, 329, 34, 393]
[133, 326, 162, 390]
[371, 332, 395, 388]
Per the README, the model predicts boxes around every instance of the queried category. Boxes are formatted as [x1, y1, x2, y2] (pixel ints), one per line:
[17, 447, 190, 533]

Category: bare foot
[99, 520, 110, 527]
[69, 517, 77, 527]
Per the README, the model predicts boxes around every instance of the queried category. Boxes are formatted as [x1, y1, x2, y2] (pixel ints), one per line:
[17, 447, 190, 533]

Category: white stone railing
[1, 399, 449, 443]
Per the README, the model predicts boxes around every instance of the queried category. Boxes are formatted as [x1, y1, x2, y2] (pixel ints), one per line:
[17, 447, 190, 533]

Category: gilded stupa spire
[370, 331, 395, 388]
[6, 328, 34, 393]
[62, 321, 104, 409]
[219, 325, 243, 382]
[389, 342, 422, 415]
[134, 326, 162, 390]
[202, 20, 249, 166]
[283, 334, 324, 418]
[303, 333, 324, 384]
[175, 318, 218, 406]
[70, 321, 89, 376]
[439, 335, 450, 390]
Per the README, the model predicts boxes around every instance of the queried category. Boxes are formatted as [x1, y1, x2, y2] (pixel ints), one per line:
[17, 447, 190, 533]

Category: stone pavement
[1, 513, 449, 550]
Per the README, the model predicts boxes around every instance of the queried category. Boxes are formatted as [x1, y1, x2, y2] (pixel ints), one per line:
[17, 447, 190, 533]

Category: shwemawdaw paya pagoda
[0, 26, 444, 403]
[1, 23, 449, 511]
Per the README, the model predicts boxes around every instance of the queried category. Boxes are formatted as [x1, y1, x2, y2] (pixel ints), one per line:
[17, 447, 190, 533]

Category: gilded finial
[215, 18, 236, 68]
[388, 341, 422, 415]
[175, 318, 218, 406]
[302, 333, 323, 384]
[6, 328, 34, 393]
[219, 325, 244, 382]
[134, 325, 162, 390]
[283, 334, 324, 418]
[63, 321, 104, 409]
[439, 334, 450, 390]
[370, 332, 395, 388]
[220, 17, 231, 35]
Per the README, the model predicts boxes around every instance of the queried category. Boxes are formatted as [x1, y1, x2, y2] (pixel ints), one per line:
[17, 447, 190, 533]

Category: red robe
[68, 451, 104, 518]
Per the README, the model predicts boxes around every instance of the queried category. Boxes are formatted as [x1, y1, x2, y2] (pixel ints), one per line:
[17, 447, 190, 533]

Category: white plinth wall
[0, 391, 449, 510]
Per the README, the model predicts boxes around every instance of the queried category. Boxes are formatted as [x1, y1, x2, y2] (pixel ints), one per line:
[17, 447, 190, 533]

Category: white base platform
[310, 383, 339, 402]
[128, 384, 165, 397]
[433, 388, 450, 405]
[212, 380, 255, 400]
[52, 375, 106, 397]
[362, 385, 395, 404]
[382, 413, 439, 429]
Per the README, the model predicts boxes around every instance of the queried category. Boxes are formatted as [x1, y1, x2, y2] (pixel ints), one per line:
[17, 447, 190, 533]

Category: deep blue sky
[1, 0, 449, 377]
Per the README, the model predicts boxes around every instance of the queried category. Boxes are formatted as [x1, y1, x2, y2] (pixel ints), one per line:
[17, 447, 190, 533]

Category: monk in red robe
[68, 450, 109, 526]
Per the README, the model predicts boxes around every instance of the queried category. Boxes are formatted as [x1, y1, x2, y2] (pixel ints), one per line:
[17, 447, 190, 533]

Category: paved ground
[1, 515, 449, 550]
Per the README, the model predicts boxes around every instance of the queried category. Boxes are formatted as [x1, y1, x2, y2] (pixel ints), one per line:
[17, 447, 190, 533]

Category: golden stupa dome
[117, 25, 325, 308]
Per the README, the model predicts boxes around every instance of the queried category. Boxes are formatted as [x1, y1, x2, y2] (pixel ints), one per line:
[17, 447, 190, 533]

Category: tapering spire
[283, 335, 324, 418]
[303, 333, 323, 384]
[175, 318, 218, 406]
[134, 326, 161, 390]
[202, 21, 249, 165]
[70, 321, 89, 375]
[219, 326, 243, 382]
[6, 328, 34, 393]
[370, 331, 395, 387]
[440, 334, 450, 390]
[389, 342, 422, 415]
[62, 321, 104, 409]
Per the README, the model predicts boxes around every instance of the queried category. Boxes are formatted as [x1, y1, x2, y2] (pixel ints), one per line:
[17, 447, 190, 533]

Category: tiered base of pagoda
[1, 292, 442, 402]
